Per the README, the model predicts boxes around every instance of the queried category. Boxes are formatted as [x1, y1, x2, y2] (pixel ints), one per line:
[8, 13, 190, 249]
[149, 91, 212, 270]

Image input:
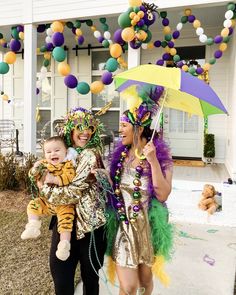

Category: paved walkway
[75, 222, 236, 295]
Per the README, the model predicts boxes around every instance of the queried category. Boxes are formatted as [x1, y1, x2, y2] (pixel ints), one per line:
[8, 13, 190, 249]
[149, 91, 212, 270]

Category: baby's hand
[44, 173, 60, 185]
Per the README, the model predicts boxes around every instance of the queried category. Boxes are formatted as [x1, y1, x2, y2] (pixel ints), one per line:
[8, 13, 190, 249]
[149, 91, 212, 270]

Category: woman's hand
[143, 141, 157, 164]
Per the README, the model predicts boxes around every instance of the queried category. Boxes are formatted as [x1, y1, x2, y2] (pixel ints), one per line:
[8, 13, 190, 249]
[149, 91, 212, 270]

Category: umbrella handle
[150, 89, 168, 142]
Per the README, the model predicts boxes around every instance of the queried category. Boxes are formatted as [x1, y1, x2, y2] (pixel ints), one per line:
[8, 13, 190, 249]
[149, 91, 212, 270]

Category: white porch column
[120, 45, 141, 113]
[23, 24, 37, 154]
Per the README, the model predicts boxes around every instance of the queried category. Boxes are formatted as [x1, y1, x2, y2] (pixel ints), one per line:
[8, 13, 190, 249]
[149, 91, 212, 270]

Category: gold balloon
[75, 28, 82, 36]
[0, 38, 6, 45]
[4, 51, 16, 64]
[129, 12, 136, 19]
[184, 9, 192, 16]
[170, 48, 177, 56]
[110, 43, 122, 58]
[193, 20, 201, 29]
[51, 21, 64, 33]
[136, 30, 147, 41]
[90, 26, 97, 32]
[137, 11, 144, 18]
[44, 52, 51, 60]
[2, 94, 9, 101]
[182, 65, 189, 72]
[19, 32, 24, 40]
[221, 28, 229, 37]
[147, 42, 154, 49]
[203, 63, 211, 71]
[58, 62, 71, 76]
[90, 81, 104, 94]
[129, 0, 142, 7]
[163, 26, 171, 34]
[121, 27, 135, 42]
[219, 43, 227, 52]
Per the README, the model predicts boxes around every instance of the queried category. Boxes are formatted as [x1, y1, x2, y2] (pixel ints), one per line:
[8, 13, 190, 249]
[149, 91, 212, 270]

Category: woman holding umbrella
[106, 85, 174, 295]
[40, 107, 108, 295]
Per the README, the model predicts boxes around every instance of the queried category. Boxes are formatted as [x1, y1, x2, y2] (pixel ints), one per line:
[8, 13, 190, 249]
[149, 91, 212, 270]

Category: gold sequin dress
[112, 166, 154, 268]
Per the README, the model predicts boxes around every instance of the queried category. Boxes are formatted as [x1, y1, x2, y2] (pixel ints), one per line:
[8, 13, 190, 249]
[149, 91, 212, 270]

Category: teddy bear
[198, 184, 219, 214]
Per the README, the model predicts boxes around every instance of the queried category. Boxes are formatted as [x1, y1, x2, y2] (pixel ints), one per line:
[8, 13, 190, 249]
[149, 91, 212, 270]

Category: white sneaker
[56, 240, 71, 261]
[21, 220, 42, 240]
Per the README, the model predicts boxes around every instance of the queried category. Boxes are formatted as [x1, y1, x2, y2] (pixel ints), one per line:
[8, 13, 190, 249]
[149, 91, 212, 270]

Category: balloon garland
[0, 1, 236, 104]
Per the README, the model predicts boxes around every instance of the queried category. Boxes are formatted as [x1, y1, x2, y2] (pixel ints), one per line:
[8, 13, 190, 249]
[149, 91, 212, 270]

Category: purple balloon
[45, 42, 54, 51]
[101, 71, 113, 85]
[37, 24, 46, 33]
[188, 15, 196, 23]
[139, 5, 146, 12]
[162, 18, 169, 26]
[168, 41, 175, 48]
[17, 25, 24, 33]
[36, 88, 40, 95]
[64, 75, 78, 88]
[214, 35, 223, 44]
[113, 29, 123, 44]
[3, 43, 8, 48]
[172, 30, 180, 39]
[9, 39, 21, 52]
[177, 61, 184, 68]
[97, 36, 104, 43]
[143, 12, 156, 26]
[162, 53, 171, 61]
[129, 40, 141, 49]
[156, 59, 164, 66]
[78, 35, 84, 45]
[52, 32, 64, 47]
[154, 40, 161, 47]
[196, 67, 204, 74]
[137, 19, 145, 27]
[214, 50, 223, 59]
[229, 27, 234, 36]
[72, 27, 76, 34]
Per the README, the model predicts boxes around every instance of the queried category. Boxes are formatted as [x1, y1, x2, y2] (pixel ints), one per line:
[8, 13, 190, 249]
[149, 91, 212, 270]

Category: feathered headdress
[121, 84, 164, 127]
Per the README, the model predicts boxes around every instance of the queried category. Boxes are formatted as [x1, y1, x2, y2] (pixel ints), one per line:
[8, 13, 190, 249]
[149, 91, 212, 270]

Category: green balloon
[160, 11, 167, 18]
[86, 20, 93, 26]
[11, 27, 19, 40]
[209, 58, 216, 65]
[123, 43, 128, 51]
[102, 24, 109, 31]
[0, 62, 10, 74]
[227, 3, 235, 11]
[161, 41, 167, 48]
[133, 6, 140, 13]
[173, 55, 180, 62]
[143, 30, 152, 43]
[40, 45, 47, 53]
[223, 36, 230, 43]
[181, 16, 188, 24]
[206, 38, 214, 46]
[0, 33, 3, 39]
[99, 17, 106, 23]
[76, 82, 90, 95]
[164, 34, 172, 42]
[75, 20, 81, 28]
[102, 40, 110, 48]
[105, 58, 118, 72]
[43, 59, 50, 67]
[188, 67, 196, 75]
[66, 22, 74, 29]
[118, 12, 131, 29]
[52, 47, 66, 62]
[45, 23, 51, 29]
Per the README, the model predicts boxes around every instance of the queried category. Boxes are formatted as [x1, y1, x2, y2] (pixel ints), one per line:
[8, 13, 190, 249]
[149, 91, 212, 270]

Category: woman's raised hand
[143, 141, 157, 163]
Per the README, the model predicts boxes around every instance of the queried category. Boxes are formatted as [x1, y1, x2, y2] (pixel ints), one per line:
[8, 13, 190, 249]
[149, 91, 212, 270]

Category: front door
[163, 108, 204, 158]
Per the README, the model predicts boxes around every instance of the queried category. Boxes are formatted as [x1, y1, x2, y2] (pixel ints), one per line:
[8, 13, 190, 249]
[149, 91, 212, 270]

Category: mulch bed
[0, 190, 80, 295]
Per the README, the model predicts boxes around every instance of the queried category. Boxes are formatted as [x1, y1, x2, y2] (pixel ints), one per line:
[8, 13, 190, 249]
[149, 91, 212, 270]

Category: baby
[21, 136, 77, 261]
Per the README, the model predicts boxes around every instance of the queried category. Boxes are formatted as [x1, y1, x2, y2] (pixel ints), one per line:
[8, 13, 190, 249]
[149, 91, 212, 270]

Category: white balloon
[104, 31, 111, 39]
[223, 19, 232, 28]
[46, 28, 53, 36]
[176, 23, 183, 31]
[40, 66, 47, 74]
[45, 36, 52, 44]
[225, 10, 234, 20]
[94, 31, 101, 38]
[196, 27, 204, 36]
[141, 43, 148, 49]
[199, 34, 207, 43]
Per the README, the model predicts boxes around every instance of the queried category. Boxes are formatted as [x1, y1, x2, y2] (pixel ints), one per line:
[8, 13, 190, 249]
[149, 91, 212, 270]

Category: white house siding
[0, 1, 23, 26]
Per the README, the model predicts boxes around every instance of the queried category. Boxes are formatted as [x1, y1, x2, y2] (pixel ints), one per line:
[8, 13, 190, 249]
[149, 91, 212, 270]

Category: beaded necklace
[114, 145, 145, 224]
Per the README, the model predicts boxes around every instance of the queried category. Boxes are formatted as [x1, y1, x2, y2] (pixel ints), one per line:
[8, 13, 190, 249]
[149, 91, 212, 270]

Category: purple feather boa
[108, 136, 173, 209]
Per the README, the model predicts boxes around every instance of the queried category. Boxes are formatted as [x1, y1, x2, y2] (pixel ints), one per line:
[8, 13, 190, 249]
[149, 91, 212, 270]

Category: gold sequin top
[41, 148, 106, 239]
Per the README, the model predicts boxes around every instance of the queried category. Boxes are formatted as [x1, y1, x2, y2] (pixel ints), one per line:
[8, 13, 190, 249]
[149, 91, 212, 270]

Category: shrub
[0, 153, 37, 192]
[203, 133, 215, 158]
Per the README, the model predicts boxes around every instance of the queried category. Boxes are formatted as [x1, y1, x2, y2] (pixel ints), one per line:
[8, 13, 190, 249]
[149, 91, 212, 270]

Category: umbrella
[114, 64, 228, 118]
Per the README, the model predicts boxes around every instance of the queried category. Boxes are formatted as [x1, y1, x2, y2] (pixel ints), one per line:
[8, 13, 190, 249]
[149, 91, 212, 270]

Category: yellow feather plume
[120, 85, 142, 113]
[152, 255, 170, 287]
[107, 256, 116, 285]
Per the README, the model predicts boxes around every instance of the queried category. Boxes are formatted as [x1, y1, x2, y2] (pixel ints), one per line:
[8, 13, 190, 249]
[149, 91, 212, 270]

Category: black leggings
[49, 218, 106, 295]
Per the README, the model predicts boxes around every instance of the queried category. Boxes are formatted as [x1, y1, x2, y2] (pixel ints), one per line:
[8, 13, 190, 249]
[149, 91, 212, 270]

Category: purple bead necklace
[114, 145, 145, 224]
